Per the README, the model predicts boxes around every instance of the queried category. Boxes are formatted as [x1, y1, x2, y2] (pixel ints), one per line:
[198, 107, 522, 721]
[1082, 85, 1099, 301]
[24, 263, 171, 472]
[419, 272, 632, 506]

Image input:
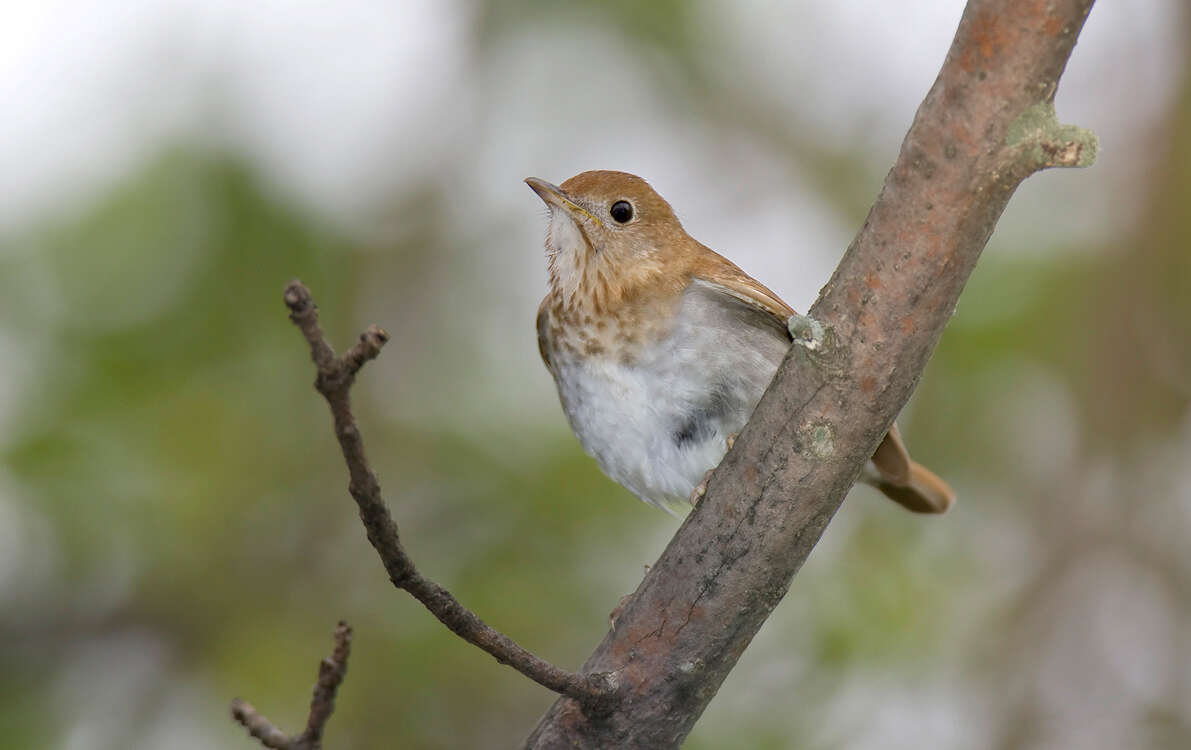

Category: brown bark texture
[525, 0, 1097, 747]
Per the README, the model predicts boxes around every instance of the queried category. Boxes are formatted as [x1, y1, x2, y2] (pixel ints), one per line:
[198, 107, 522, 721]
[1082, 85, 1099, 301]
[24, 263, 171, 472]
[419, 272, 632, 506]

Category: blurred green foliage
[0, 148, 667, 748]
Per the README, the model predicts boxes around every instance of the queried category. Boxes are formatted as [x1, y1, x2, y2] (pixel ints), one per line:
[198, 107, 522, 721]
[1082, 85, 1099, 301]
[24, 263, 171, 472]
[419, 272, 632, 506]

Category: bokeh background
[2, 1, 1189, 748]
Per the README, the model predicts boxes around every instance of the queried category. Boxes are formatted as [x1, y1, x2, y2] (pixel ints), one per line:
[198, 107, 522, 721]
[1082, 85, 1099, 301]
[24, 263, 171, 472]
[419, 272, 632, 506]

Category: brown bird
[527, 170, 954, 514]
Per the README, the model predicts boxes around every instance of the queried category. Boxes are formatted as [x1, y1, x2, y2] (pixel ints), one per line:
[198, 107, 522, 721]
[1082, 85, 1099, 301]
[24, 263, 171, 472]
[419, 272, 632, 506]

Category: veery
[527, 170, 954, 514]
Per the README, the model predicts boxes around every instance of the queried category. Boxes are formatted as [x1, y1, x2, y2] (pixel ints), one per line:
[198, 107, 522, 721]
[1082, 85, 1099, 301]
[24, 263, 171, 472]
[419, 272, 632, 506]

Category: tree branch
[231, 621, 353, 750]
[525, 0, 1097, 746]
[277, 281, 616, 710]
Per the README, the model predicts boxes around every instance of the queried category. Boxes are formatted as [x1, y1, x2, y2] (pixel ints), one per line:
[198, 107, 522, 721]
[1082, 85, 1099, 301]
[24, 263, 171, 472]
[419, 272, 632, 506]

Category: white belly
[553, 357, 734, 509]
[548, 286, 790, 510]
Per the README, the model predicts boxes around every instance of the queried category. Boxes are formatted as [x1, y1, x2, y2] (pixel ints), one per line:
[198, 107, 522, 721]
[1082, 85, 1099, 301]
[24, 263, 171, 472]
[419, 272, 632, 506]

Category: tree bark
[525, 0, 1097, 747]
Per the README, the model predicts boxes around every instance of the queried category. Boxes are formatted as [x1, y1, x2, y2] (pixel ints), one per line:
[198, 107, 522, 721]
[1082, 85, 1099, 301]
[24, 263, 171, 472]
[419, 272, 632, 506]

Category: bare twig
[526, 0, 1098, 747]
[280, 281, 616, 712]
[232, 621, 353, 750]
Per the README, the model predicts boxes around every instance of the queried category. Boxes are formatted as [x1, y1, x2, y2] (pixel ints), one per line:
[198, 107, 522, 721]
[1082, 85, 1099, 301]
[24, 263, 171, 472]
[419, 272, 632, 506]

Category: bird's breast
[540, 285, 789, 508]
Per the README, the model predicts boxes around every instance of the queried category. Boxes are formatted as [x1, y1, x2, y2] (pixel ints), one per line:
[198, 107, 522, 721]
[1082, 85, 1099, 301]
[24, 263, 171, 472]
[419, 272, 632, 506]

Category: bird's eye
[610, 200, 633, 224]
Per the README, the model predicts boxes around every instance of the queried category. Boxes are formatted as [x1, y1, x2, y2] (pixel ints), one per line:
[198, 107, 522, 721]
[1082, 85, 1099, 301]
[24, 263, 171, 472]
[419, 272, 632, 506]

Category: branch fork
[234, 281, 617, 748]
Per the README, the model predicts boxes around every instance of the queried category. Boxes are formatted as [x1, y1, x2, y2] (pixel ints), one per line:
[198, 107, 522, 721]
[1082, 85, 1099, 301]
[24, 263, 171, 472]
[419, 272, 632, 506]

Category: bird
[526, 170, 954, 515]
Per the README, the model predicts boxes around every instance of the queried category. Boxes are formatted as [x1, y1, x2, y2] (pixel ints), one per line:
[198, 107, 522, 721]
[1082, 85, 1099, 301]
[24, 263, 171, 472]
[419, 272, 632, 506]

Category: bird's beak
[525, 177, 567, 207]
[525, 177, 601, 226]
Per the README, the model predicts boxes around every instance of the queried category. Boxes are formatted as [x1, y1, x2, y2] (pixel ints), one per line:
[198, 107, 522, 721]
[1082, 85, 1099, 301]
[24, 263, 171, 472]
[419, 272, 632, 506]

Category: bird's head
[526, 171, 691, 306]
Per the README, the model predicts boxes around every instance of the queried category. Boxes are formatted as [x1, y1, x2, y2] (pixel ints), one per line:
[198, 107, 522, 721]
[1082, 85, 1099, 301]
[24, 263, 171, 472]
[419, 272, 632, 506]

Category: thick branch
[526, 1, 1097, 747]
[279, 281, 616, 711]
[232, 621, 353, 750]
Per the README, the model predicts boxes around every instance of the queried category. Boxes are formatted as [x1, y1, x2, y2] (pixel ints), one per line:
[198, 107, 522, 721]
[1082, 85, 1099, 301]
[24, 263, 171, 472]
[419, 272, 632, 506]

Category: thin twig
[281, 280, 617, 712]
[232, 621, 353, 750]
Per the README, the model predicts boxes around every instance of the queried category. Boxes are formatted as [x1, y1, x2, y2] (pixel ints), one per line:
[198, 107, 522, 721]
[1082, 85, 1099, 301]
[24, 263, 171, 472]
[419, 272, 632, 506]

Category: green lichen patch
[800, 419, 836, 460]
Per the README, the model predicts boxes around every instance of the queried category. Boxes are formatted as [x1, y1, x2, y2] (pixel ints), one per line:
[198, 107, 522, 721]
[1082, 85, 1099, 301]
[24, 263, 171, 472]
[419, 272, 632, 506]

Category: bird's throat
[544, 210, 597, 308]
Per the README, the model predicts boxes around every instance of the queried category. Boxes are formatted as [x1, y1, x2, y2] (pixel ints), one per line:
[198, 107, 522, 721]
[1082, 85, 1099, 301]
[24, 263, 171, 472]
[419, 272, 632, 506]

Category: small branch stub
[786, 313, 827, 351]
[1007, 101, 1099, 170]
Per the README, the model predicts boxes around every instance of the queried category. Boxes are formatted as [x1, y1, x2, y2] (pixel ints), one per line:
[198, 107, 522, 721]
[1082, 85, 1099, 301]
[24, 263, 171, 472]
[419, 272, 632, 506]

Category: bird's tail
[867, 424, 955, 514]
[872, 459, 955, 514]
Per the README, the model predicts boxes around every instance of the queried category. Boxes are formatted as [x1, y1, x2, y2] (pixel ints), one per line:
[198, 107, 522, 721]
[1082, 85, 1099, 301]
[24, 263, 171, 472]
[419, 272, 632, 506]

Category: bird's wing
[690, 251, 797, 327]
